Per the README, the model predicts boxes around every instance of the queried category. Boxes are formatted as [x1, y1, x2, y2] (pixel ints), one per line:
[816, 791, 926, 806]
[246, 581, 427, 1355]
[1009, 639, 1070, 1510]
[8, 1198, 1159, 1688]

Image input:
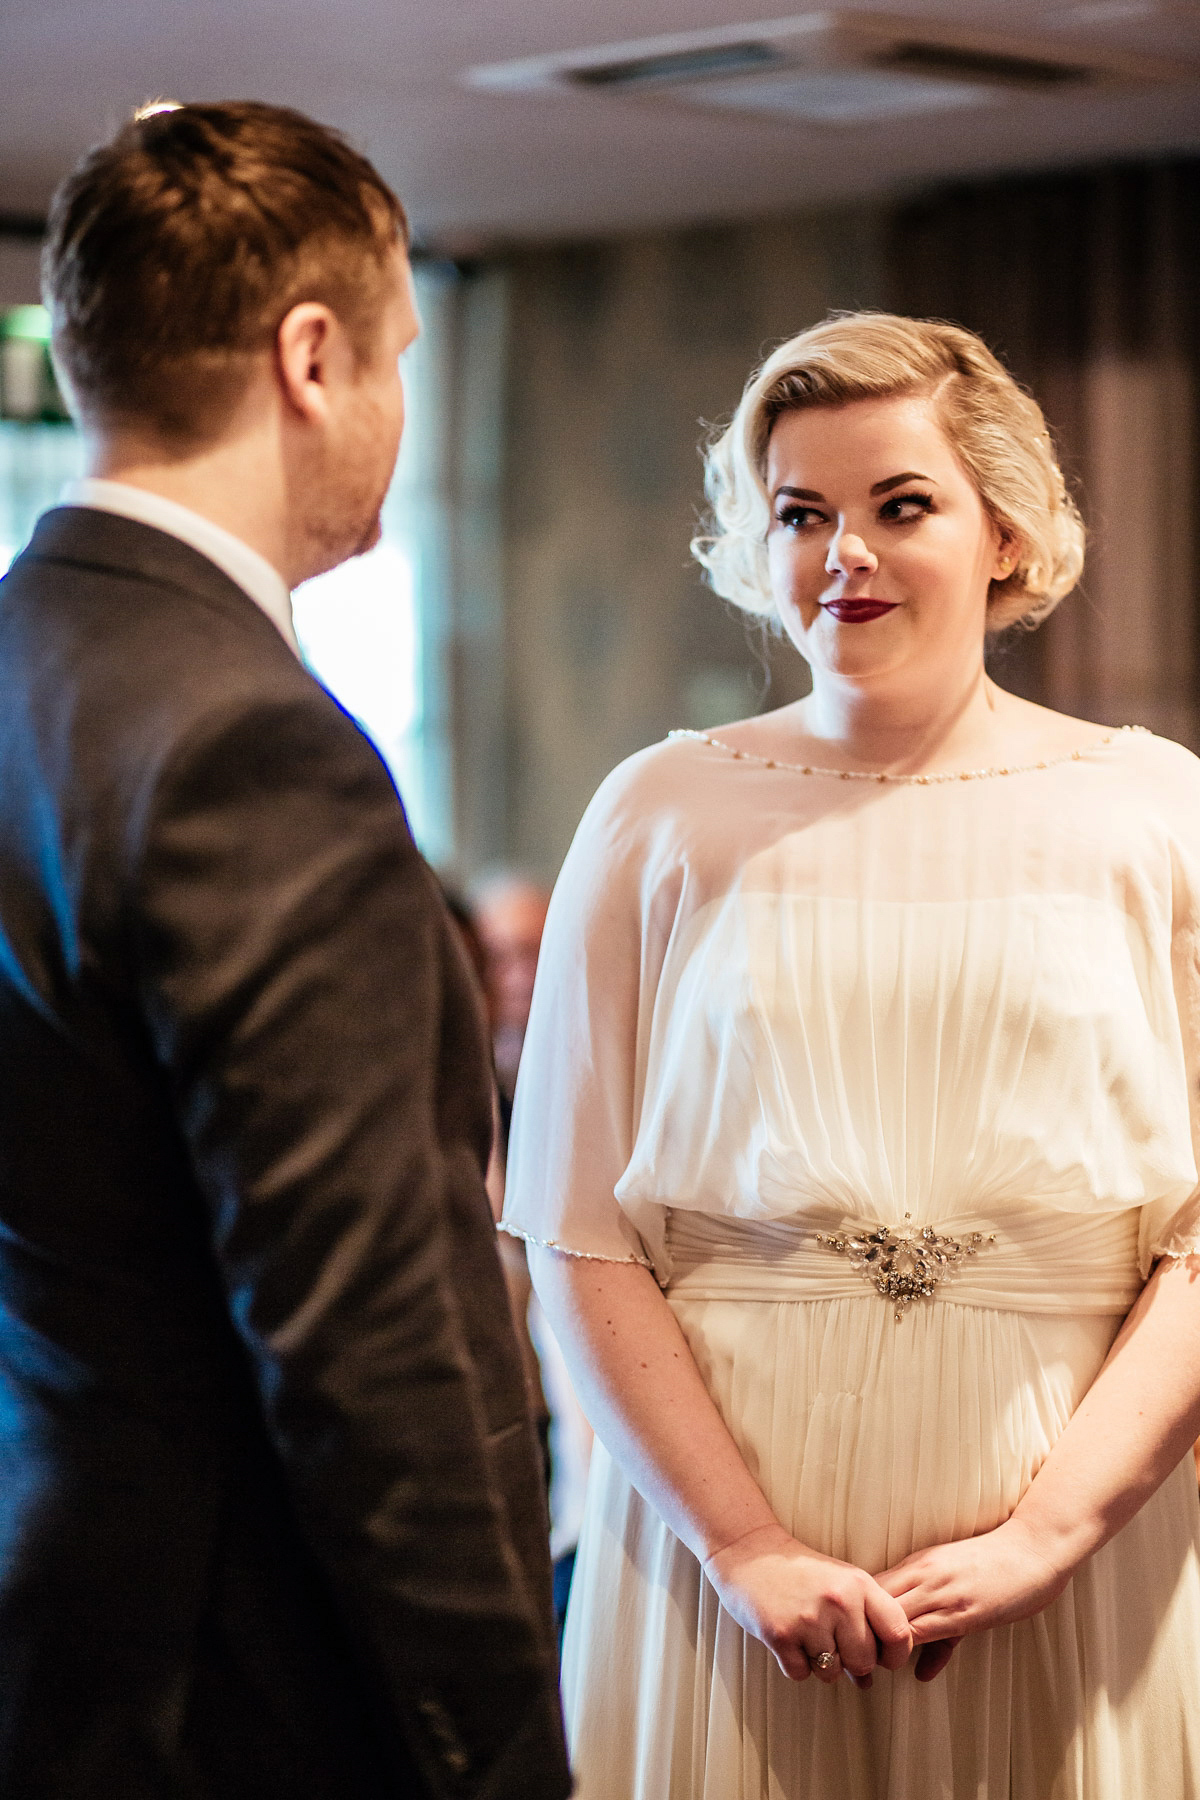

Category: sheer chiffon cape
[504, 726, 1200, 1799]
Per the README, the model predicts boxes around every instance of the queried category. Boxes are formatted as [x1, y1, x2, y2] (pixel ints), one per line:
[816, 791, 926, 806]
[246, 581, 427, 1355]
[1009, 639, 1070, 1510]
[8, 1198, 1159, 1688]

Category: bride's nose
[826, 527, 879, 579]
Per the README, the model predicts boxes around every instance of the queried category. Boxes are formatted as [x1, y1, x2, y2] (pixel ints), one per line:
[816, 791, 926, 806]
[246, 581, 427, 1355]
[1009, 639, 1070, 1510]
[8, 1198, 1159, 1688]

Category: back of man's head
[43, 100, 408, 449]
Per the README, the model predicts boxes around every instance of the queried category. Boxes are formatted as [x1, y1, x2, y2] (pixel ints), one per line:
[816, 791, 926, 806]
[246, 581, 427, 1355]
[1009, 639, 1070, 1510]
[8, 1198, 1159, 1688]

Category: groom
[0, 102, 569, 1799]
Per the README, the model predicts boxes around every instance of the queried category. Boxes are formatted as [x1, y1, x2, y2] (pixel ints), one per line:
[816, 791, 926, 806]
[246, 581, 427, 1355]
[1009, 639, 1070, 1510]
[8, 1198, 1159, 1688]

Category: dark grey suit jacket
[0, 507, 570, 1800]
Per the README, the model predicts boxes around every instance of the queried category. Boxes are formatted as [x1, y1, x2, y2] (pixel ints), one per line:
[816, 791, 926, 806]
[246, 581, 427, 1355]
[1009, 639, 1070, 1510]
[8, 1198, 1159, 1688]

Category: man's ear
[276, 302, 339, 423]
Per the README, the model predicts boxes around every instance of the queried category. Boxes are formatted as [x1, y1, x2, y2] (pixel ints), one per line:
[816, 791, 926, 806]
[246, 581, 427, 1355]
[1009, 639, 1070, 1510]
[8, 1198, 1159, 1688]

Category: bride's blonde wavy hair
[691, 311, 1084, 633]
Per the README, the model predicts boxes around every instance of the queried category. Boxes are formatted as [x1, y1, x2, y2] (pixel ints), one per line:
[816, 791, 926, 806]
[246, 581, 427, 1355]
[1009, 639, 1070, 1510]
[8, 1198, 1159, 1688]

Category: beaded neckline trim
[668, 724, 1145, 786]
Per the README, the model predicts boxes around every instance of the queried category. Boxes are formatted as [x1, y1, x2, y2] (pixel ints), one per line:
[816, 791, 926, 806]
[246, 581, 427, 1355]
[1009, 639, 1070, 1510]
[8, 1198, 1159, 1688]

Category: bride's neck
[801, 662, 1002, 773]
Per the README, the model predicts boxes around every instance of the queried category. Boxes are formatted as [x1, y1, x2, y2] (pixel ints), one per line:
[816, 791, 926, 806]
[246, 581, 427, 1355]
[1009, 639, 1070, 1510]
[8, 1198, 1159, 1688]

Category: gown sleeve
[502, 751, 677, 1269]
[1138, 745, 1200, 1273]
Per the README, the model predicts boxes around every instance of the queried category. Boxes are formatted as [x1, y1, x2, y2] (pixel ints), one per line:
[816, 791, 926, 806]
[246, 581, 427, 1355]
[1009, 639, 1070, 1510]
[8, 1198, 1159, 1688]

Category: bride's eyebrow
[870, 471, 935, 494]
[772, 473, 938, 503]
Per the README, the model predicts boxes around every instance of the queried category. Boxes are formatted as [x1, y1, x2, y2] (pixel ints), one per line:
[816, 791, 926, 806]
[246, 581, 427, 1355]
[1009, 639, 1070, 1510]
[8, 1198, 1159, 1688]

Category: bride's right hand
[704, 1523, 914, 1687]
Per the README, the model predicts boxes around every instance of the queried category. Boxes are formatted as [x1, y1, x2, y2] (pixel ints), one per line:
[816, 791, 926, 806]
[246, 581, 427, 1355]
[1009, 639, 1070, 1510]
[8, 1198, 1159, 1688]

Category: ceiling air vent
[878, 42, 1092, 90]
[570, 43, 786, 91]
[467, 12, 1190, 128]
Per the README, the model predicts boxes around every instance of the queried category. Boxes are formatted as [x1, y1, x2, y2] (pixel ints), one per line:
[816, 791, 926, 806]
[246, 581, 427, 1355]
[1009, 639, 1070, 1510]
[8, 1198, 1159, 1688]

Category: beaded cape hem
[497, 1222, 654, 1268]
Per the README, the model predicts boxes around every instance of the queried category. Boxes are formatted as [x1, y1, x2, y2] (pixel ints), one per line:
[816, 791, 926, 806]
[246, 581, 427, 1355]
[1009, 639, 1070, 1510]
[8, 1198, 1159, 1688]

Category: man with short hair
[0, 101, 570, 1800]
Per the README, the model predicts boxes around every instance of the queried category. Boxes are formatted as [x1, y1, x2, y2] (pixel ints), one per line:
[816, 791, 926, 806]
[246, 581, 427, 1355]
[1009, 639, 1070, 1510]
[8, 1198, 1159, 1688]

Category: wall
[888, 159, 1200, 750]
[0, 237, 41, 307]
[497, 210, 885, 879]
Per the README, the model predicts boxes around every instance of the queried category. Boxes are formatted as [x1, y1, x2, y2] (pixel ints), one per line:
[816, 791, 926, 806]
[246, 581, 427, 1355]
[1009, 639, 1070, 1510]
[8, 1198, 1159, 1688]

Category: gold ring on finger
[812, 1650, 839, 1673]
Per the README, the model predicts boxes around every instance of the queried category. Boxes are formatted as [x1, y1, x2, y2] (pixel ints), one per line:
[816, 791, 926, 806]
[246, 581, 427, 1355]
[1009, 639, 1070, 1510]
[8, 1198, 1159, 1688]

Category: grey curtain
[887, 160, 1200, 744]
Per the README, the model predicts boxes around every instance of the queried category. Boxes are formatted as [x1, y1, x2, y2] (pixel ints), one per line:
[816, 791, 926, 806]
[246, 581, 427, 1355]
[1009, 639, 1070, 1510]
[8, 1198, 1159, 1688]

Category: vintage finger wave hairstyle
[692, 311, 1085, 633]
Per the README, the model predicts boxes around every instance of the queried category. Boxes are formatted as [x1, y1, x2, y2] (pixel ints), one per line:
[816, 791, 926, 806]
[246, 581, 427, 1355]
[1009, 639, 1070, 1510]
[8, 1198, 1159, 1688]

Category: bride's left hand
[878, 1516, 1071, 1677]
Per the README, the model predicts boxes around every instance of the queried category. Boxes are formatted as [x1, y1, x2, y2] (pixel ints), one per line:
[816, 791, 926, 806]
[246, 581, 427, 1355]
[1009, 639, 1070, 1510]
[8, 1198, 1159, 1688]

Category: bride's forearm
[527, 1247, 779, 1564]
[1010, 1254, 1200, 1574]
[531, 1247, 918, 1679]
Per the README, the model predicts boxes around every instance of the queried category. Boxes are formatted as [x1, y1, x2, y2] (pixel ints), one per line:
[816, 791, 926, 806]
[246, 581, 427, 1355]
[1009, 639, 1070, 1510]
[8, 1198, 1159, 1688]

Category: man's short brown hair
[43, 100, 408, 445]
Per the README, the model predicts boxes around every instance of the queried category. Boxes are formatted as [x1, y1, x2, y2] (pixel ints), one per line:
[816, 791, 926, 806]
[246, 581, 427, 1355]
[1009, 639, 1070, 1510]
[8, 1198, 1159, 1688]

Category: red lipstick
[821, 599, 898, 623]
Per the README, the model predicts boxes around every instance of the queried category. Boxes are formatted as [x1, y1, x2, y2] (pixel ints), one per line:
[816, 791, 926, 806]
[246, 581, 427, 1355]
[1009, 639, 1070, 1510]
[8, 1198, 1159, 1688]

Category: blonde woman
[502, 313, 1200, 1797]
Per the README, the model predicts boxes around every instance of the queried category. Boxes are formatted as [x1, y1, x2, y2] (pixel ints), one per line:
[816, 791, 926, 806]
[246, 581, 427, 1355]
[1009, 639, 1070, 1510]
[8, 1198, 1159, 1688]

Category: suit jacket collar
[61, 480, 297, 654]
[14, 506, 298, 659]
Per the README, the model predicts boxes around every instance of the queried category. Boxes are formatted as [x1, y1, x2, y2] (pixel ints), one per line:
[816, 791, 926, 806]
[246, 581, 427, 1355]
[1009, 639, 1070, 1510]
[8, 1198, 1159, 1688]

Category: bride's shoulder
[1003, 697, 1200, 789]
[1110, 725, 1200, 824]
[566, 733, 717, 858]
[585, 729, 740, 815]
[1109, 722, 1200, 783]
[549, 736, 729, 918]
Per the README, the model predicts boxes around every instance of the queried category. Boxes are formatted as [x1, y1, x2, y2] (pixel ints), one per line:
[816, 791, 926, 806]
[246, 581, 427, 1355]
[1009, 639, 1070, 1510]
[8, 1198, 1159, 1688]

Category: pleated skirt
[560, 1293, 1200, 1799]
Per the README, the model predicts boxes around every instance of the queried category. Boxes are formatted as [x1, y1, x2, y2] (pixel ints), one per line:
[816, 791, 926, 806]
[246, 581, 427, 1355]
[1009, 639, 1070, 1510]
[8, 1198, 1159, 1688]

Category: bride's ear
[992, 531, 1021, 583]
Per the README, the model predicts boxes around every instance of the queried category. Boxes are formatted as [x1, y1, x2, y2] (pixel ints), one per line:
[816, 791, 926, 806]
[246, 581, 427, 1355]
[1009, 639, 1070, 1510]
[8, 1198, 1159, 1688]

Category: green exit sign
[0, 307, 69, 422]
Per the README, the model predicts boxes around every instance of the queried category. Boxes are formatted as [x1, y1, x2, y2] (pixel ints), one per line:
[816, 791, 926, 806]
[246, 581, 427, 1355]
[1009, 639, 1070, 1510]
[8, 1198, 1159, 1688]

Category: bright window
[0, 421, 84, 572]
[292, 526, 427, 843]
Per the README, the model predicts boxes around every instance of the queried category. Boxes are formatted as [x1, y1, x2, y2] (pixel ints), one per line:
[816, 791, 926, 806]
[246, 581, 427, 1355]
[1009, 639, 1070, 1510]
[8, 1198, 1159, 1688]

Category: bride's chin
[805, 642, 907, 684]
[784, 611, 907, 676]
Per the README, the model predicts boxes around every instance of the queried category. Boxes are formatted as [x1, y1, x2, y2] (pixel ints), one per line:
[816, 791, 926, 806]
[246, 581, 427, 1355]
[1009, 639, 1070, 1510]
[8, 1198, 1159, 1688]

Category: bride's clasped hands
[704, 1514, 1070, 1691]
[877, 1513, 1074, 1683]
[704, 1522, 913, 1689]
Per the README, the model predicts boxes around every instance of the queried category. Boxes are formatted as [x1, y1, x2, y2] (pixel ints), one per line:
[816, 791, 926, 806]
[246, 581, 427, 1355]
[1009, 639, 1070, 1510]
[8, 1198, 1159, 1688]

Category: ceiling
[2, 1, 1198, 255]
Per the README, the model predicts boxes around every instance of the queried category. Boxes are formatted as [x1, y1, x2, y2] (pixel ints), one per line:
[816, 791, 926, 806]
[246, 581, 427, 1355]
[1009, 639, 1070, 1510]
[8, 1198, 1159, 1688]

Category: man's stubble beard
[301, 390, 397, 578]
[352, 507, 385, 558]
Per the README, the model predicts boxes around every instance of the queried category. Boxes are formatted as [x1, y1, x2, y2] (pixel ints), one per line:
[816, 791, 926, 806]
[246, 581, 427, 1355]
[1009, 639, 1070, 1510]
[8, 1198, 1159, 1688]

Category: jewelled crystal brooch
[816, 1215, 996, 1321]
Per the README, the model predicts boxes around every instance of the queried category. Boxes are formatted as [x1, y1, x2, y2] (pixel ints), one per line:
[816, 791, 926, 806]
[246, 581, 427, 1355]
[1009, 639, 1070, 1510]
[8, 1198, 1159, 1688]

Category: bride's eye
[879, 491, 934, 522]
[774, 503, 826, 531]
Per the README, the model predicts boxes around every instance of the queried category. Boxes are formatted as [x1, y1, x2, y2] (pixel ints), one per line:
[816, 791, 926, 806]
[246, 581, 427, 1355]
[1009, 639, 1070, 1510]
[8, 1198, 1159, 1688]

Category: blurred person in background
[472, 872, 552, 1132]
[440, 878, 553, 1478]
[0, 100, 568, 1800]
[473, 870, 592, 1632]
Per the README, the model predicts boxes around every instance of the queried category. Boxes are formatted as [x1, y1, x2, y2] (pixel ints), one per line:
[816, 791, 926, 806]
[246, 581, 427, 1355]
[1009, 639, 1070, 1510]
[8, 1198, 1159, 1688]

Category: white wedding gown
[503, 724, 1200, 1799]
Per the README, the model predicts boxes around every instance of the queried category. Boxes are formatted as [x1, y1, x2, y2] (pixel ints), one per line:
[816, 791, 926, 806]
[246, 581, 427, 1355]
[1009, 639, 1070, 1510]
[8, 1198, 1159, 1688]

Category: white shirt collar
[60, 477, 300, 657]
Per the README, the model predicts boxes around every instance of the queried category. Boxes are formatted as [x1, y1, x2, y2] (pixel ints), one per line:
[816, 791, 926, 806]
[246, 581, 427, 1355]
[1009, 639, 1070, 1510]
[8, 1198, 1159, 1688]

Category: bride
[502, 312, 1200, 1797]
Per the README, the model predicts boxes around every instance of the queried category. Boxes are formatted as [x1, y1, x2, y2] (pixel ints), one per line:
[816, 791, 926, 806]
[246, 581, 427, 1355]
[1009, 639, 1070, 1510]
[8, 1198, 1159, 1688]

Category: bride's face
[765, 392, 1014, 689]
